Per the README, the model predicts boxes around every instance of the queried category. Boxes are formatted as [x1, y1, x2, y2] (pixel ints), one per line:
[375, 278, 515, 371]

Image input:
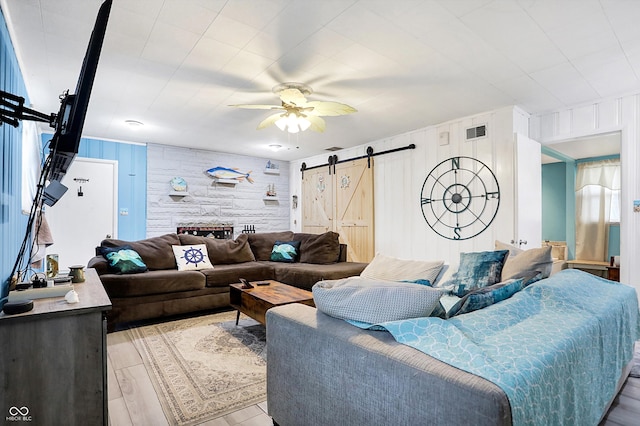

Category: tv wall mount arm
[0, 89, 57, 128]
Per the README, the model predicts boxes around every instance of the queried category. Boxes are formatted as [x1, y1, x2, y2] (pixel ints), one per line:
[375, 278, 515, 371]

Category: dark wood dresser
[0, 269, 111, 425]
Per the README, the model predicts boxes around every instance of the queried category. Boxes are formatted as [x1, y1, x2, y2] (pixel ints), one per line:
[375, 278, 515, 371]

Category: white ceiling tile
[4, 0, 640, 161]
[435, 0, 495, 18]
[498, 74, 564, 113]
[244, 31, 291, 61]
[114, 0, 163, 18]
[530, 62, 599, 106]
[156, 0, 219, 36]
[106, 7, 156, 41]
[461, 2, 567, 74]
[181, 38, 240, 76]
[39, 0, 103, 21]
[218, 50, 275, 88]
[521, 0, 608, 33]
[219, 0, 288, 30]
[102, 33, 146, 59]
[601, 0, 640, 42]
[203, 15, 259, 49]
[140, 22, 201, 66]
[571, 48, 640, 97]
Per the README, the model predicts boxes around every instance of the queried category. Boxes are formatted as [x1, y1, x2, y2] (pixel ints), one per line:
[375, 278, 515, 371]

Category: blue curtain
[1, 7, 30, 303]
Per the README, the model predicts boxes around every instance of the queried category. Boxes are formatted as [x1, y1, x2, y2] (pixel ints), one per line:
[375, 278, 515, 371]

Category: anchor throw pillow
[172, 244, 214, 271]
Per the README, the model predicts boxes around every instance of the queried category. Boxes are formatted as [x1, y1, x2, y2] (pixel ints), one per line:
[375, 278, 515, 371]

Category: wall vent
[466, 124, 487, 141]
[325, 146, 343, 151]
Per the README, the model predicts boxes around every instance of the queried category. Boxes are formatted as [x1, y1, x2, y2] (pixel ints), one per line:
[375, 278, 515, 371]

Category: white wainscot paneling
[597, 98, 621, 129]
[572, 104, 597, 133]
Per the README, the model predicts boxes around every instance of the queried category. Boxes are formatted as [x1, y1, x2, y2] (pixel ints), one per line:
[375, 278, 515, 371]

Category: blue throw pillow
[447, 278, 524, 317]
[270, 240, 301, 263]
[449, 250, 509, 297]
[99, 245, 148, 274]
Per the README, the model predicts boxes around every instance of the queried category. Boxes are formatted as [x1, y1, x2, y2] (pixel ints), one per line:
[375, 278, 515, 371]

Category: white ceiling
[1, 0, 638, 161]
[541, 132, 621, 164]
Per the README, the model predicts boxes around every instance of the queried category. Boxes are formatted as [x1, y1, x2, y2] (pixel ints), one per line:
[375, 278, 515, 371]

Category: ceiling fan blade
[279, 88, 308, 106]
[257, 112, 285, 130]
[229, 104, 285, 110]
[305, 101, 357, 116]
[306, 115, 326, 133]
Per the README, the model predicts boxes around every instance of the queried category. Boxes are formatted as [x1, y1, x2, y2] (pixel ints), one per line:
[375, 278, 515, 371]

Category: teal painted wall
[608, 224, 620, 260]
[1, 8, 30, 305]
[541, 162, 566, 241]
[541, 149, 621, 260]
[41, 134, 147, 241]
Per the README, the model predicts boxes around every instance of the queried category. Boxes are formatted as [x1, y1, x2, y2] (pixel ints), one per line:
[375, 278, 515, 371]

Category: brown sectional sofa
[87, 231, 367, 330]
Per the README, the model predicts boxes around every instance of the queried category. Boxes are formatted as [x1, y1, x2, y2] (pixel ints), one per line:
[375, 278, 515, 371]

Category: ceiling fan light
[286, 114, 300, 133]
[275, 117, 288, 131]
[298, 117, 311, 131]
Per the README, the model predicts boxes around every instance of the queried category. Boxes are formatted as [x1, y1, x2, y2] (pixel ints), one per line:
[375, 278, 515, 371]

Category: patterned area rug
[128, 311, 267, 425]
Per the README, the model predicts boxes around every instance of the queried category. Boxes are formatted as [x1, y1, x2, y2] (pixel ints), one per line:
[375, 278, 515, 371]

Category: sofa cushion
[312, 277, 443, 324]
[200, 262, 275, 288]
[270, 261, 368, 291]
[99, 245, 148, 274]
[446, 250, 509, 297]
[293, 232, 341, 264]
[100, 269, 206, 297]
[178, 233, 256, 264]
[100, 233, 179, 270]
[270, 241, 301, 263]
[248, 231, 294, 260]
[360, 253, 444, 285]
[172, 244, 214, 271]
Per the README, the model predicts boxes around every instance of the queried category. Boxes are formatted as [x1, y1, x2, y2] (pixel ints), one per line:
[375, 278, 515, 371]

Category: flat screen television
[43, 0, 112, 206]
[1, 0, 112, 311]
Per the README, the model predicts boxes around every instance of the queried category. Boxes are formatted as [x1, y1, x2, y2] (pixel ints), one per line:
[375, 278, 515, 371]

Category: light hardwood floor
[107, 329, 272, 426]
[107, 326, 639, 426]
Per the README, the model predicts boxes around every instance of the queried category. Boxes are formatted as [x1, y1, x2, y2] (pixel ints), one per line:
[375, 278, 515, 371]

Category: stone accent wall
[147, 144, 289, 238]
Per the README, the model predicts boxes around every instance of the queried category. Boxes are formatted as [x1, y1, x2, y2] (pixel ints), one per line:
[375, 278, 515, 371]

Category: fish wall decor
[205, 166, 254, 183]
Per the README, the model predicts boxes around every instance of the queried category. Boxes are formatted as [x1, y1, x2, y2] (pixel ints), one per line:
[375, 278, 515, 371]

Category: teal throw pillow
[450, 250, 509, 297]
[447, 278, 524, 317]
[100, 245, 148, 274]
[270, 241, 301, 263]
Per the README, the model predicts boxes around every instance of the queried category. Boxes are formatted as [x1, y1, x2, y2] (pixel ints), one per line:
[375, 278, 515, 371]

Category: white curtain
[575, 159, 621, 261]
[21, 120, 42, 214]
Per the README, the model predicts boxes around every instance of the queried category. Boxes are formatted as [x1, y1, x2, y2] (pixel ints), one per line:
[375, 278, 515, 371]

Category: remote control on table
[256, 281, 270, 286]
[240, 278, 254, 289]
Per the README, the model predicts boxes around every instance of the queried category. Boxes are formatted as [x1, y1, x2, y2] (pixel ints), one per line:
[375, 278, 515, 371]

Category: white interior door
[45, 158, 118, 270]
[514, 133, 542, 249]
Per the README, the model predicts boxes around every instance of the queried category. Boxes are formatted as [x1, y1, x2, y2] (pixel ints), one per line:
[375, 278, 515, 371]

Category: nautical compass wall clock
[420, 156, 500, 240]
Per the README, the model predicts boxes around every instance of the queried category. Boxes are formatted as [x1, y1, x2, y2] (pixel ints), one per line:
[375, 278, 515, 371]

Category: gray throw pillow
[501, 245, 553, 280]
[312, 277, 443, 324]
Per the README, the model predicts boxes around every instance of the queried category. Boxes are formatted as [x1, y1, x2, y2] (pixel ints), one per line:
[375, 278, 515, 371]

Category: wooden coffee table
[229, 280, 315, 326]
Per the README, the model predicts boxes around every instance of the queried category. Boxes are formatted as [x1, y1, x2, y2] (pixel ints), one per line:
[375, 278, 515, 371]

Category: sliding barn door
[302, 158, 374, 262]
[302, 167, 333, 233]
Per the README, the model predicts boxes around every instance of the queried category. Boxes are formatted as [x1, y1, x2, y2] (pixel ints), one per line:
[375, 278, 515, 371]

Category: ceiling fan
[229, 82, 357, 133]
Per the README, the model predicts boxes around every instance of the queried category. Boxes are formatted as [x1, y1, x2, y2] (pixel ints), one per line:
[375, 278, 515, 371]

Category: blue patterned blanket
[355, 270, 639, 426]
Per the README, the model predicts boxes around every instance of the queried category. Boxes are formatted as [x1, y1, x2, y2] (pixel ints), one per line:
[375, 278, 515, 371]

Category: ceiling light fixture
[229, 82, 356, 134]
[268, 144, 282, 151]
[275, 112, 311, 134]
[125, 119, 144, 129]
